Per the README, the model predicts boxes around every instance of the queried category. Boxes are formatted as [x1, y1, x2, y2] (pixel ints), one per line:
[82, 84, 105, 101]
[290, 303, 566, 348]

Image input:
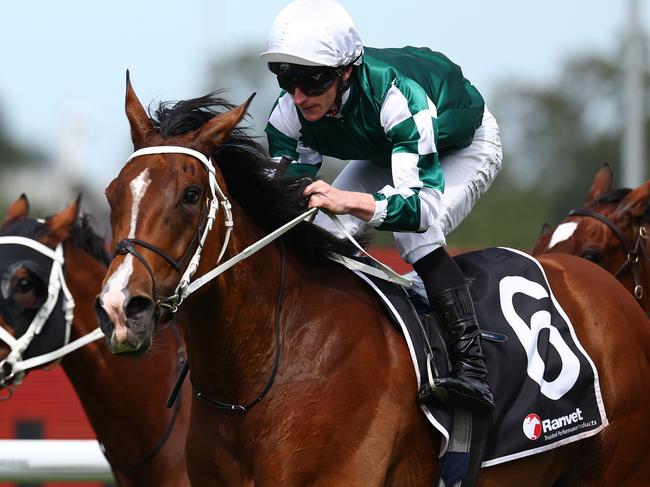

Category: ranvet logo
[523, 413, 542, 440]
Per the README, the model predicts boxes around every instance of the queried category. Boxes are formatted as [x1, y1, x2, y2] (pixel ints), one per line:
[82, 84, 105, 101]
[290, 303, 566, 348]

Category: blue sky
[0, 0, 646, 193]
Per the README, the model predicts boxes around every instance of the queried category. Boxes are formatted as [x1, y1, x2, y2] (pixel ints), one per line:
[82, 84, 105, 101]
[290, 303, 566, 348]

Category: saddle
[345, 247, 608, 487]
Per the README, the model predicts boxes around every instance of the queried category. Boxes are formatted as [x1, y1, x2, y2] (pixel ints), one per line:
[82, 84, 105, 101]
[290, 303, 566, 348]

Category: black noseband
[114, 238, 181, 302]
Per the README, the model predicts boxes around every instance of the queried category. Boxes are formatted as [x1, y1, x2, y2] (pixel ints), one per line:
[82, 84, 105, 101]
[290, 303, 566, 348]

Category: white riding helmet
[260, 0, 364, 67]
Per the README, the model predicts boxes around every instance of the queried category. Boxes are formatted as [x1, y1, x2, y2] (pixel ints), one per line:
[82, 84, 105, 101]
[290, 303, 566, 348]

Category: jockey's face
[292, 66, 353, 122]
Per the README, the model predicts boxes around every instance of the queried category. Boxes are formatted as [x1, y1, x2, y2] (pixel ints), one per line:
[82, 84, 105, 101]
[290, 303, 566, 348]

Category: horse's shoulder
[536, 252, 606, 276]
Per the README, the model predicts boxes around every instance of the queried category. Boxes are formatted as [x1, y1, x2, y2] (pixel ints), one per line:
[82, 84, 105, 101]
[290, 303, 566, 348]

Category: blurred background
[0, 0, 648, 250]
[0, 1, 648, 485]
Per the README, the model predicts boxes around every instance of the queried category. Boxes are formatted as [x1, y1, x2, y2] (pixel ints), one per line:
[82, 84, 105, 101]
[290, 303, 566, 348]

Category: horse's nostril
[94, 297, 112, 331]
[125, 296, 154, 319]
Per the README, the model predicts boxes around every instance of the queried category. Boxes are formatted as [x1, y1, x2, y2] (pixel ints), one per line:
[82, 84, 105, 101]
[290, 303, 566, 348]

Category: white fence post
[0, 440, 113, 482]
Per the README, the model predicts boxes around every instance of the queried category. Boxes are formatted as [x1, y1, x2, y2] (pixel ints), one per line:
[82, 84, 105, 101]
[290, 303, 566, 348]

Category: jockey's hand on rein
[303, 180, 375, 221]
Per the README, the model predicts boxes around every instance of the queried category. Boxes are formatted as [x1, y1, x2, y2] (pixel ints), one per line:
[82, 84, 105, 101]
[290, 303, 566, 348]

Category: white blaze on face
[101, 169, 152, 337]
[547, 222, 578, 250]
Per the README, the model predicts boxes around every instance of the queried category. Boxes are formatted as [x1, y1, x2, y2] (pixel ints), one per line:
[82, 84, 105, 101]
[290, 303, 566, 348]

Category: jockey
[260, 0, 502, 411]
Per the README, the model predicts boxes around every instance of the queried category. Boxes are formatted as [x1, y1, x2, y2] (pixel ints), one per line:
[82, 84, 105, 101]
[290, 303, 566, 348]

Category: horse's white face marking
[548, 222, 578, 250]
[128, 169, 151, 239]
[101, 169, 151, 335]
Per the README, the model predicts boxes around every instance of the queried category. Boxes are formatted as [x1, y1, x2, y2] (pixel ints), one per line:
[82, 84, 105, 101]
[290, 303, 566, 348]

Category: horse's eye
[582, 251, 600, 263]
[10, 273, 46, 310]
[16, 277, 33, 293]
[183, 187, 201, 204]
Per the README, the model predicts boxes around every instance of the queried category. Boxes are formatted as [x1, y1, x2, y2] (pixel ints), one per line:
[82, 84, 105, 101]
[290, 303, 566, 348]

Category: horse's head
[534, 163, 650, 300]
[0, 195, 79, 386]
[533, 164, 616, 257]
[95, 73, 253, 355]
[531, 222, 554, 256]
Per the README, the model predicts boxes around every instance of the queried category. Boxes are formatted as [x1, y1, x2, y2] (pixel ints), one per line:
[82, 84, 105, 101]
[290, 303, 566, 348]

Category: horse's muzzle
[95, 294, 156, 355]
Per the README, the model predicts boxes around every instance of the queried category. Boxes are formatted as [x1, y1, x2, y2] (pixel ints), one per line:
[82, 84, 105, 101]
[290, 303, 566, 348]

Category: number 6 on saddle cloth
[339, 246, 607, 475]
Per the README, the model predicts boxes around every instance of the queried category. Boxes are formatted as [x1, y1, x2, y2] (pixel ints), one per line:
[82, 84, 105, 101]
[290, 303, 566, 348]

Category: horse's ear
[1, 194, 30, 230]
[584, 163, 614, 203]
[125, 70, 154, 149]
[531, 222, 554, 255]
[194, 93, 256, 155]
[41, 196, 81, 248]
[539, 222, 553, 236]
[616, 179, 650, 220]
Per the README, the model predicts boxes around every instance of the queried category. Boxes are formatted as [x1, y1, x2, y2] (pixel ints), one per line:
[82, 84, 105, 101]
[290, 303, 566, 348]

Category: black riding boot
[428, 284, 495, 411]
[413, 249, 495, 412]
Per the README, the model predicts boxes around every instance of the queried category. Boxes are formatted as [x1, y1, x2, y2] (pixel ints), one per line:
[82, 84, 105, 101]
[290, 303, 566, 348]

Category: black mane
[150, 93, 364, 263]
[593, 188, 631, 205]
[68, 215, 110, 266]
[592, 187, 650, 222]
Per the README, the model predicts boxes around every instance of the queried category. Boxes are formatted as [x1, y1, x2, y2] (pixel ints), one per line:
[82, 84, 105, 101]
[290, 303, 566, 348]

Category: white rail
[0, 440, 112, 482]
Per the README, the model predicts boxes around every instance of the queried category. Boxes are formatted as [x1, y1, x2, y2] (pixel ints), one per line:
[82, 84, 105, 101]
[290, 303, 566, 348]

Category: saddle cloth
[353, 247, 608, 467]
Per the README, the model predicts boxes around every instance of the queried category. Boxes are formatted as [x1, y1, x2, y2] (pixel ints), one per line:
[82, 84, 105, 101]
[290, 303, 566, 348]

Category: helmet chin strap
[327, 68, 348, 117]
[327, 55, 360, 116]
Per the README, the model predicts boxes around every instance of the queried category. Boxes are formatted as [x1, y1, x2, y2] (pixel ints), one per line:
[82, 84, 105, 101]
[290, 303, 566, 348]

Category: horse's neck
[60, 245, 180, 459]
[182, 222, 286, 401]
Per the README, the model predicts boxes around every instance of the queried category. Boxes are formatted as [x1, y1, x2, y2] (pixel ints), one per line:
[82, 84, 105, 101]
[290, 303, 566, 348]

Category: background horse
[95, 78, 650, 485]
[533, 163, 650, 314]
[0, 195, 191, 486]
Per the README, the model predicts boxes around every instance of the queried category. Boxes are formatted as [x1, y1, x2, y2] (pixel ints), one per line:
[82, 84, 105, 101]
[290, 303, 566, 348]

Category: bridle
[569, 208, 648, 301]
[115, 146, 295, 414]
[113, 212, 207, 307]
[114, 146, 233, 313]
[0, 228, 187, 469]
[0, 236, 86, 391]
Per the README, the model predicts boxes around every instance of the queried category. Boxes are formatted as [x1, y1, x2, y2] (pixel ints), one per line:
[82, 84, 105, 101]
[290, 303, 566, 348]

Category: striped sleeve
[265, 93, 322, 178]
[371, 77, 444, 232]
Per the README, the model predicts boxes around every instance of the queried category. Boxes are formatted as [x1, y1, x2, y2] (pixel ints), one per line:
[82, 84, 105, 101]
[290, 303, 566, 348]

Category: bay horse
[533, 163, 650, 314]
[95, 76, 650, 485]
[0, 195, 191, 486]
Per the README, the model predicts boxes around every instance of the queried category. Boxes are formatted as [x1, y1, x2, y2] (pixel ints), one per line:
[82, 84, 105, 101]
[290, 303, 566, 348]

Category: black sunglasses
[269, 63, 340, 97]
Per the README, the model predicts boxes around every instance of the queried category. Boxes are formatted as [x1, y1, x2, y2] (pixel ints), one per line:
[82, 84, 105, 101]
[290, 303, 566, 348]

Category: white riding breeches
[313, 107, 503, 264]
